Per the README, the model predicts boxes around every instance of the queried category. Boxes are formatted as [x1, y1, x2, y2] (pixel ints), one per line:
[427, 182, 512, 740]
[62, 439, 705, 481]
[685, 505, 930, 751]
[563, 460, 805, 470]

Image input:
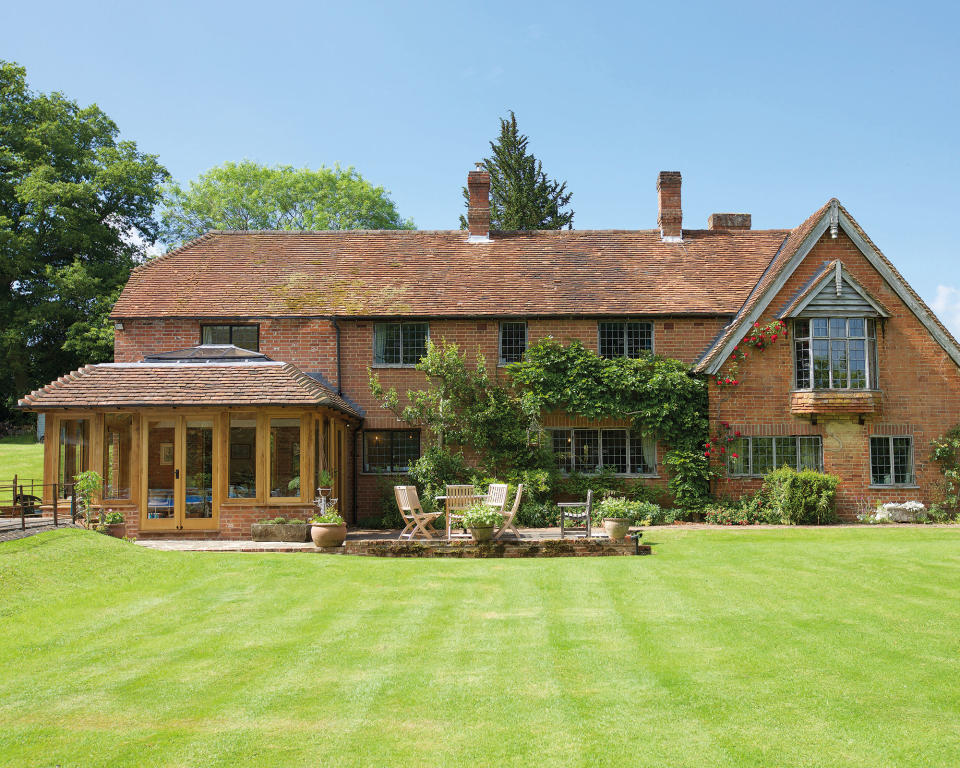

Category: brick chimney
[467, 164, 491, 242]
[657, 171, 682, 242]
[708, 213, 752, 231]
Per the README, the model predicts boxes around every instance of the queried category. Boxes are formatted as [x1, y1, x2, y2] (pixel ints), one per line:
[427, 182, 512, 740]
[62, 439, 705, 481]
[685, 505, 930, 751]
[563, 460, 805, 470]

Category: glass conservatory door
[181, 418, 216, 530]
[141, 415, 219, 531]
[142, 418, 177, 530]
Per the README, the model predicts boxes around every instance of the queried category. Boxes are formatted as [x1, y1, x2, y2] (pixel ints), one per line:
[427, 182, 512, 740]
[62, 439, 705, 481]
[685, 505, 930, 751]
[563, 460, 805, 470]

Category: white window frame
[372, 322, 430, 367]
[597, 320, 654, 359]
[727, 435, 823, 477]
[498, 321, 528, 365]
[549, 428, 657, 477]
[869, 435, 915, 486]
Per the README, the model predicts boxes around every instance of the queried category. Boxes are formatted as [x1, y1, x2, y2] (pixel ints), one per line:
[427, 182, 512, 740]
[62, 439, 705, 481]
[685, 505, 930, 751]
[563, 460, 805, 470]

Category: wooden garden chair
[484, 483, 509, 514]
[558, 489, 593, 539]
[394, 485, 441, 540]
[443, 484, 479, 540]
[494, 483, 524, 540]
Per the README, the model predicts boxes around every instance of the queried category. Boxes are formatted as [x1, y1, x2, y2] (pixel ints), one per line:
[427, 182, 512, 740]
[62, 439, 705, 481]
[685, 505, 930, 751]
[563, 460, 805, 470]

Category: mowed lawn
[1, 529, 958, 767]
[0, 434, 43, 483]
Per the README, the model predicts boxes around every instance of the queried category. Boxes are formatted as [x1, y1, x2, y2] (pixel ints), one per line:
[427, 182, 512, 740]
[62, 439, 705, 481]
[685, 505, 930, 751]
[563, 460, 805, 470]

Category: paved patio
[135, 527, 648, 557]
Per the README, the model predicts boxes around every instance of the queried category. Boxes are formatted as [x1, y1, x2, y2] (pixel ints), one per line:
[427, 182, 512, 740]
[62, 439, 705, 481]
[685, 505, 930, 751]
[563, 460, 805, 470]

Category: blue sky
[4, 0, 959, 333]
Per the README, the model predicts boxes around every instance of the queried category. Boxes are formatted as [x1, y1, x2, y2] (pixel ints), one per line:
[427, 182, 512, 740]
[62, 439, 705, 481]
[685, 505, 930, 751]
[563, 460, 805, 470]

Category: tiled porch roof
[17, 361, 361, 417]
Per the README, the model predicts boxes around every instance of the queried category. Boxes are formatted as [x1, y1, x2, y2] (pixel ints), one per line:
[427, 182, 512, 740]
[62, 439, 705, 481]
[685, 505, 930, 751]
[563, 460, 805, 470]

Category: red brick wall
[710, 229, 960, 517]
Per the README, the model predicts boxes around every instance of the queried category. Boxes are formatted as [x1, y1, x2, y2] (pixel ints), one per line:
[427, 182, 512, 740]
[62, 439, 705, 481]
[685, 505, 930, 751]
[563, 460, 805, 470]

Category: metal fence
[0, 476, 76, 532]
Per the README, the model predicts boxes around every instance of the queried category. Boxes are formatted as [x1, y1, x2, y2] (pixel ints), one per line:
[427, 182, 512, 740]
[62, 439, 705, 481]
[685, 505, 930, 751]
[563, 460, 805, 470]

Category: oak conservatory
[18, 346, 360, 537]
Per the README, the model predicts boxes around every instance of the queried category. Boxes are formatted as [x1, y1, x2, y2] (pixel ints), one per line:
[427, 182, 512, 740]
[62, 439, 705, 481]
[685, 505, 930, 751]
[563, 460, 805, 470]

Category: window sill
[360, 471, 411, 476]
[370, 364, 420, 369]
[790, 389, 882, 415]
[868, 484, 919, 490]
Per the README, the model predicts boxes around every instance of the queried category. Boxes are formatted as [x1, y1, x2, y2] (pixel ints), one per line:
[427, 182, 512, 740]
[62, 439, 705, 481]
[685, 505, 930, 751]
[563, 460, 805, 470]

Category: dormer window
[793, 318, 878, 390]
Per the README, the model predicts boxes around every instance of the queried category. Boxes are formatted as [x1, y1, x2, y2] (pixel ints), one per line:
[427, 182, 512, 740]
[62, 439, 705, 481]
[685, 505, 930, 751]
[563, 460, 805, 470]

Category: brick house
[19, 169, 960, 535]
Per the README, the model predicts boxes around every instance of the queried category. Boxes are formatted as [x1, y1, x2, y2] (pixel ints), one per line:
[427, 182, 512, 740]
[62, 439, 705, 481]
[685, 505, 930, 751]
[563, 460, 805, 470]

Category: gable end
[698, 203, 960, 374]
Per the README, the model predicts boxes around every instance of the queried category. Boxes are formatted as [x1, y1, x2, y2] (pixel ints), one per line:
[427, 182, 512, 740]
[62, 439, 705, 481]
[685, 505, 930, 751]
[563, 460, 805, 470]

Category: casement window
[549, 428, 656, 475]
[363, 430, 421, 473]
[228, 414, 257, 499]
[200, 324, 260, 352]
[727, 435, 822, 477]
[373, 322, 429, 366]
[58, 418, 90, 497]
[870, 436, 914, 486]
[793, 318, 878, 390]
[499, 321, 528, 364]
[102, 414, 133, 500]
[269, 417, 302, 498]
[598, 321, 653, 359]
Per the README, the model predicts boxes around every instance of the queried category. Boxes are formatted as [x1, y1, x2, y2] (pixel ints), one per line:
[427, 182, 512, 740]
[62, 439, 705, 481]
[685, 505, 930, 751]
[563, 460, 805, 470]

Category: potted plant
[460, 502, 503, 543]
[598, 496, 633, 541]
[309, 506, 347, 547]
[250, 517, 311, 542]
[99, 509, 126, 538]
[316, 470, 334, 498]
[73, 470, 103, 527]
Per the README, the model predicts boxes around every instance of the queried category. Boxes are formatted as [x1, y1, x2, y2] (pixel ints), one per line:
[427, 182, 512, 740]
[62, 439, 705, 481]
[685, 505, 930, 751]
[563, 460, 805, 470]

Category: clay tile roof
[694, 201, 834, 371]
[111, 228, 790, 319]
[17, 362, 361, 417]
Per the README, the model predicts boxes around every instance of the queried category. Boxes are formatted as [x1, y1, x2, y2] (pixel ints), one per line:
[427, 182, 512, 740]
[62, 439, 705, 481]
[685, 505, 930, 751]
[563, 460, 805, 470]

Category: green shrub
[761, 467, 839, 525]
[514, 502, 559, 528]
[931, 426, 960, 511]
[662, 450, 714, 509]
[593, 497, 669, 526]
[101, 510, 125, 525]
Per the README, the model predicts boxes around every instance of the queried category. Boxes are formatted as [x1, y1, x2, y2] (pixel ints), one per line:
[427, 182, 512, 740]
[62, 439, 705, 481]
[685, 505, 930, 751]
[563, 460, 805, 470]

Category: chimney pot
[707, 213, 752, 231]
[467, 167, 491, 242]
[657, 171, 682, 242]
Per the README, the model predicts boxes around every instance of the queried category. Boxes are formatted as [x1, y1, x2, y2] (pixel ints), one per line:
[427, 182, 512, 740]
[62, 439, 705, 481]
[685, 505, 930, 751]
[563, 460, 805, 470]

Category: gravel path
[0, 517, 81, 543]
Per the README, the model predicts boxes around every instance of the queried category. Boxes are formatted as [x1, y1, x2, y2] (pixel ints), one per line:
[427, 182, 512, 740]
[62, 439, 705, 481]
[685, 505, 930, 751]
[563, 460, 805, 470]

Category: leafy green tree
[0, 61, 168, 422]
[460, 110, 574, 231]
[160, 161, 414, 247]
[369, 340, 548, 476]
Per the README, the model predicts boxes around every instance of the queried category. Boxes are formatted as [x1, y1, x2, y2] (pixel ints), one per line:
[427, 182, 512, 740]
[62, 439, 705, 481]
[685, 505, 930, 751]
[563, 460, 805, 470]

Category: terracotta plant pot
[106, 523, 126, 538]
[311, 522, 347, 547]
[317, 487, 332, 498]
[469, 525, 495, 542]
[603, 517, 631, 541]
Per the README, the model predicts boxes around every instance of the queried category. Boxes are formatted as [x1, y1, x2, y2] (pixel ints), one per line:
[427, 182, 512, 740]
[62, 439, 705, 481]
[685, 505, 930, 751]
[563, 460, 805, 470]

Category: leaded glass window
[794, 318, 877, 390]
[373, 322, 429, 366]
[598, 321, 653, 359]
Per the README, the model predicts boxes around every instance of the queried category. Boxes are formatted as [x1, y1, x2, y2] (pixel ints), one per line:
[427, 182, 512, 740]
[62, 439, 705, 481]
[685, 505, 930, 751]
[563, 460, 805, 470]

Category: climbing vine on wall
[714, 319, 789, 387]
[509, 339, 714, 505]
[508, 339, 709, 453]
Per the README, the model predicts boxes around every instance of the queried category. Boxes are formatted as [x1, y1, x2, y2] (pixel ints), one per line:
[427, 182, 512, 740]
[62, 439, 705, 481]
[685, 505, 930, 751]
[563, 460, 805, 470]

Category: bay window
[794, 318, 877, 390]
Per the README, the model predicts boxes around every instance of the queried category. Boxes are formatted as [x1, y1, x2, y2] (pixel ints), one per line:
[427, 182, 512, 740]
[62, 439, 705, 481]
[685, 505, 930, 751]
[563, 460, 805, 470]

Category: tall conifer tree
[460, 111, 573, 231]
